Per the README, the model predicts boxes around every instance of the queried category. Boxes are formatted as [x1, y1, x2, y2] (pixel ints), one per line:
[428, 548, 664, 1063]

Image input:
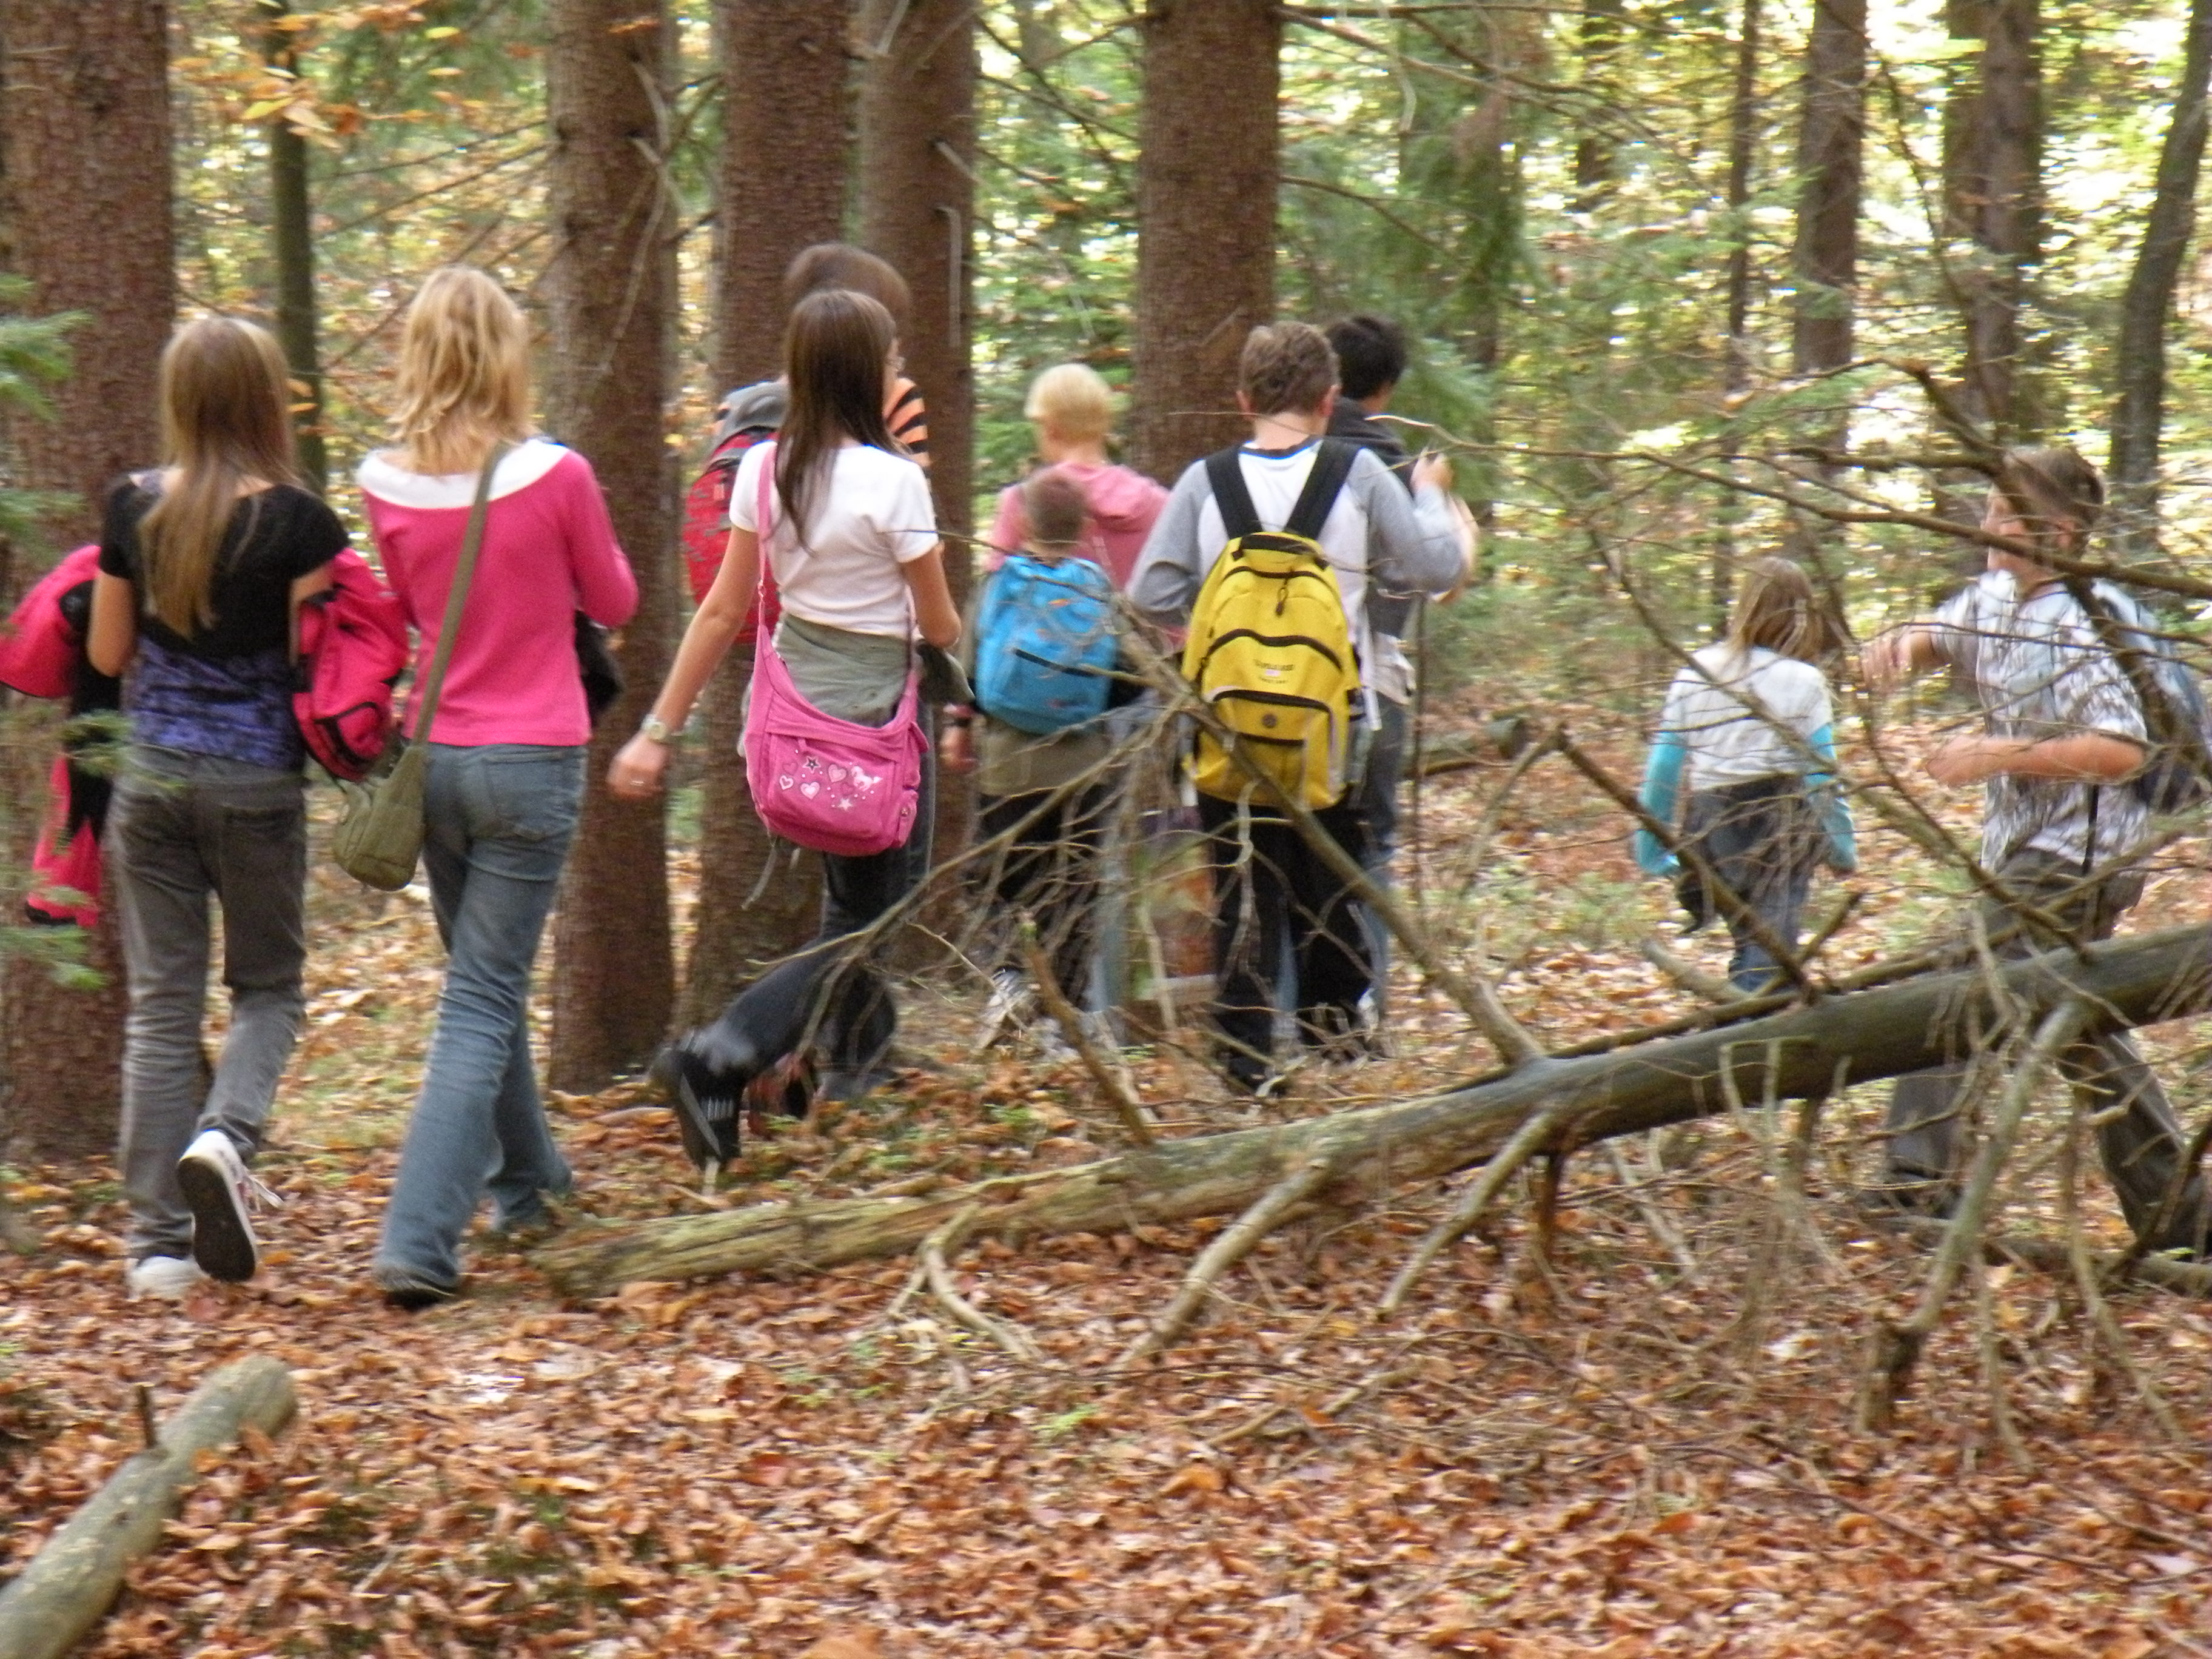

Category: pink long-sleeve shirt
[358, 438, 637, 746]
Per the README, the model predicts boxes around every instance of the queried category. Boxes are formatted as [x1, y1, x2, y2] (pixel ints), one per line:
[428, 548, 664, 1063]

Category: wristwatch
[638, 713, 682, 745]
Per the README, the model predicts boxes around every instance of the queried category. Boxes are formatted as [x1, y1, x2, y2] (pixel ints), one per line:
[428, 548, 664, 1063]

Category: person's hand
[1925, 734, 2014, 788]
[939, 722, 976, 775]
[1861, 626, 1916, 689]
[608, 731, 671, 800]
[1412, 451, 1453, 493]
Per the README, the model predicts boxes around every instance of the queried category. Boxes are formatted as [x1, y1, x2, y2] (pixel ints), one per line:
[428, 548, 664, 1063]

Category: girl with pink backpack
[610, 289, 960, 1167]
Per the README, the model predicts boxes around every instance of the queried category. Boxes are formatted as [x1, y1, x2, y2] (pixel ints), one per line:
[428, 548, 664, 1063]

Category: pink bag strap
[754, 440, 777, 596]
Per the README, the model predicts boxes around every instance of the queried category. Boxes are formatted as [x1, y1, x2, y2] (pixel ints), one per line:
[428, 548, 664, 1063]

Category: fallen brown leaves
[2, 713, 2210, 1655]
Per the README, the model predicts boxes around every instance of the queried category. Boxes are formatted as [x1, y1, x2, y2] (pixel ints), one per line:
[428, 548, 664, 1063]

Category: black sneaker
[652, 1041, 744, 1173]
[373, 1264, 458, 1312]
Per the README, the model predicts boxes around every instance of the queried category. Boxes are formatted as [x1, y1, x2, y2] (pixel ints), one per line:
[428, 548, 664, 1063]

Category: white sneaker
[973, 968, 1034, 1053]
[126, 1254, 204, 1300]
[176, 1129, 282, 1283]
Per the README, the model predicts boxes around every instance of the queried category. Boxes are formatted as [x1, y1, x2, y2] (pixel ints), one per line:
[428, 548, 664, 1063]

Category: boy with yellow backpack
[1131, 323, 1466, 1092]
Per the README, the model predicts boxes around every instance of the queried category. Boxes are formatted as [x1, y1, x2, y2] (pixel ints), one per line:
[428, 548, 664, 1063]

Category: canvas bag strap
[409, 444, 507, 742]
[1285, 437, 1358, 542]
[1204, 447, 1263, 541]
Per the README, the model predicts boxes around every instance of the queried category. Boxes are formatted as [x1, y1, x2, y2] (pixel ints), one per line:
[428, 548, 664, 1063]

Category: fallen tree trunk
[537, 924, 2212, 1297]
[0, 1356, 295, 1659]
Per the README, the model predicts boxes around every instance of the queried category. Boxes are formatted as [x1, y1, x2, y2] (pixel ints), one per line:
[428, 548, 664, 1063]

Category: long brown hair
[390, 266, 532, 475]
[139, 318, 300, 636]
[1725, 556, 1820, 663]
[776, 289, 901, 538]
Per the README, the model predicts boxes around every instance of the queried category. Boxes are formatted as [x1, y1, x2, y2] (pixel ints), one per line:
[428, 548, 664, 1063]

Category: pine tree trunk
[0, 0, 174, 1162]
[857, 0, 976, 940]
[1128, 0, 1281, 484]
[261, 0, 326, 495]
[1571, 0, 1625, 212]
[544, 0, 679, 1091]
[2106, 0, 2212, 558]
[1715, 0, 1762, 625]
[1945, 0, 2042, 437]
[1789, 0, 1865, 379]
[681, 0, 850, 1028]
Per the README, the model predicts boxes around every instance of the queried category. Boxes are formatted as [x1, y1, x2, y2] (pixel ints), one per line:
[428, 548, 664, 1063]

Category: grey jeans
[111, 747, 307, 1262]
[374, 744, 583, 1289]
[1883, 848, 2210, 1253]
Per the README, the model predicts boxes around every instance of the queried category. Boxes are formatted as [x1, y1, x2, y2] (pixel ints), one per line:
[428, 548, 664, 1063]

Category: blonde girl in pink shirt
[357, 267, 637, 1307]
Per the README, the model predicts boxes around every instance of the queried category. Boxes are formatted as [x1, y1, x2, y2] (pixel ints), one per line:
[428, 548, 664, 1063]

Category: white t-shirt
[1659, 643, 1832, 788]
[730, 440, 938, 638]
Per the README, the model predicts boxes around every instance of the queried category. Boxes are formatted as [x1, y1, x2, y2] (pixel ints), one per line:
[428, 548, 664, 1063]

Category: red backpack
[0, 543, 101, 698]
[292, 549, 409, 780]
[682, 384, 783, 645]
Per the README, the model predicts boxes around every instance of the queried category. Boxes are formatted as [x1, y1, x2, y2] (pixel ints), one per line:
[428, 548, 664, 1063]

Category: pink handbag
[742, 444, 927, 857]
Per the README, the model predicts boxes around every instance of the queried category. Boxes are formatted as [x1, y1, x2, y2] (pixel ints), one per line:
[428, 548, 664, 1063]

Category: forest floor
[4, 700, 2211, 1657]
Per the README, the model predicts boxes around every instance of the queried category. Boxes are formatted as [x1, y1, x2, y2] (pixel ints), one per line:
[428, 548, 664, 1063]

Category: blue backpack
[973, 552, 1120, 735]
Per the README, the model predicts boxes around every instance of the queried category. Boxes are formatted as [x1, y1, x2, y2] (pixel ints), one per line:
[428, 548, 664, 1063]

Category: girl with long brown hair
[87, 317, 347, 1298]
[1634, 556, 1856, 993]
[611, 288, 960, 1166]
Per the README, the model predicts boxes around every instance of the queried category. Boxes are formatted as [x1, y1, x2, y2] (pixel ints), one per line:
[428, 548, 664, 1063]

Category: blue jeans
[1678, 777, 1815, 994]
[375, 744, 583, 1288]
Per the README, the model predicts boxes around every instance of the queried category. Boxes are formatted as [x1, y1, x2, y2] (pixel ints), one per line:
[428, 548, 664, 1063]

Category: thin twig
[1019, 921, 1156, 1149]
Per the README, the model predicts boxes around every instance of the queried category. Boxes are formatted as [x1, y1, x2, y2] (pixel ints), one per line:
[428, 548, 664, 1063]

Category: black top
[1327, 401, 1415, 488]
[98, 477, 346, 660]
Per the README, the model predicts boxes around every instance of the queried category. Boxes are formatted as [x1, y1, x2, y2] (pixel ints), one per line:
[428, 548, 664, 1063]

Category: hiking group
[8, 240, 2204, 1311]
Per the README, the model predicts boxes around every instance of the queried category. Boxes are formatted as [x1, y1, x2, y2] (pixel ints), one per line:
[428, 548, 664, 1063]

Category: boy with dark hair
[1131, 322, 1464, 1091]
[1323, 314, 1469, 1025]
[1862, 444, 2208, 1253]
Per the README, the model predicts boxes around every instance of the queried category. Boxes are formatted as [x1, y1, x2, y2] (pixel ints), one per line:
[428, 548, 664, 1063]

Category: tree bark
[1570, 0, 1626, 212]
[1789, 0, 1865, 379]
[1128, 0, 1280, 484]
[1945, 0, 2042, 437]
[682, 0, 851, 1026]
[1715, 0, 1763, 625]
[538, 921, 2212, 1295]
[0, 1356, 295, 1659]
[0, 0, 174, 1161]
[544, 0, 679, 1091]
[2105, 0, 2212, 558]
[857, 0, 977, 934]
[261, 0, 326, 495]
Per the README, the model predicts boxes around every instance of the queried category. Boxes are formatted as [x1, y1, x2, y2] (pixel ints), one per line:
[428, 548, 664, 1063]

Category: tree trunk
[0, 1357, 295, 1659]
[260, 1, 325, 495]
[1789, 0, 1865, 379]
[857, 0, 977, 937]
[2105, 0, 2212, 558]
[1945, 0, 2042, 437]
[0, 0, 174, 1162]
[1570, 0, 1625, 212]
[682, 0, 851, 1027]
[1128, 0, 1281, 484]
[543, 0, 679, 1091]
[1715, 0, 1763, 625]
[538, 921, 2212, 1294]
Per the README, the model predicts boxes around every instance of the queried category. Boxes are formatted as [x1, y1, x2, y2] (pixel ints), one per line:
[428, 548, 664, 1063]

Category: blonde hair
[1725, 556, 1820, 663]
[390, 266, 532, 475]
[140, 318, 300, 636]
[1024, 363, 1115, 444]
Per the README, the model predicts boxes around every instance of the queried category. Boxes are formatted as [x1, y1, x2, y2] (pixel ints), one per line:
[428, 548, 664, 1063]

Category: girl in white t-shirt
[611, 290, 961, 1156]
[1635, 557, 1855, 993]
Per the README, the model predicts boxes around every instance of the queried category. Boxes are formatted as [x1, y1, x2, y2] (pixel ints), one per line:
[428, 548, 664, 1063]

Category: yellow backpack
[1181, 439, 1362, 809]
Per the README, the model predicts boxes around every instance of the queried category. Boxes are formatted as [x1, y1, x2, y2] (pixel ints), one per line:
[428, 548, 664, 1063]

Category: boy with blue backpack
[1131, 323, 1466, 1092]
[945, 468, 1136, 1045]
[1862, 444, 2209, 1253]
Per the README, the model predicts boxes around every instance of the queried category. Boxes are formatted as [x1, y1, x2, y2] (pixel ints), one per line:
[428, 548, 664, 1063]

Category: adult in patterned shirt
[1861, 444, 2207, 1253]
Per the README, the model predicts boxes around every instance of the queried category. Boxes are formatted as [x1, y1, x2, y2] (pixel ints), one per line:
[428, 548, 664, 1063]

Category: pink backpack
[742, 444, 925, 857]
[293, 549, 409, 781]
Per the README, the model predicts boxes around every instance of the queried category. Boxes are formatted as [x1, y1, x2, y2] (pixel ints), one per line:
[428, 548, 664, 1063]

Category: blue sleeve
[1634, 730, 1686, 877]
[1806, 722, 1857, 872]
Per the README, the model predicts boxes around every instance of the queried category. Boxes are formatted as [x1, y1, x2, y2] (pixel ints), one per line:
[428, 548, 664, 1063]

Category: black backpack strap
[1286, 438, 1359, 542]
[1205, 447, 1262, 541]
